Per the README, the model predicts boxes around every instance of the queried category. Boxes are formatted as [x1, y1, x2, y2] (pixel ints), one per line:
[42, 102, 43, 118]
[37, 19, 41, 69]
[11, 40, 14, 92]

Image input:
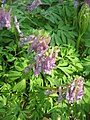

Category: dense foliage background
[0, 0, 90, 120]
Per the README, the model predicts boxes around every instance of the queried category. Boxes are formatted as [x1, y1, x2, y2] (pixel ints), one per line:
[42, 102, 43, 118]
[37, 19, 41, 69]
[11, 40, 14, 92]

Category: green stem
[81, 47, 88, 57]
[39, 86, 57, 90]
[76, 34, 83, 51]
[14, 27, 20, 52]
[38, 86, 66, 92]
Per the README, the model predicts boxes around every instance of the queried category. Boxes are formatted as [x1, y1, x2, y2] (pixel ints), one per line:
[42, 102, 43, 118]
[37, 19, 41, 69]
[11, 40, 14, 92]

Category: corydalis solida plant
[0, 4, 11, 30]
[44, 77, 84, 104]
[14, 16, 58, 77]
[66, 77, 84, 103]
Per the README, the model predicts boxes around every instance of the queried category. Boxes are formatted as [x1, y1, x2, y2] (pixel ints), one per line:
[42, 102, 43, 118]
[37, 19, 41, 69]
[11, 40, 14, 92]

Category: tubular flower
[0, 4, 11, 30]
[43, 48, 57, 74]
[66, 77, 84, 103]
[30, 48, 59, 77]
[23, 39, 58, 77]
[14, 16, 50, 50]
[29, 36, 50, 53]
[74, 0, 79, 7]
[14, 16, 58, 77]
[82, 0, 90, 6]
[14, 16, 35, 46]
[87, 0, 90, 6]
[27, 0, 42, 11]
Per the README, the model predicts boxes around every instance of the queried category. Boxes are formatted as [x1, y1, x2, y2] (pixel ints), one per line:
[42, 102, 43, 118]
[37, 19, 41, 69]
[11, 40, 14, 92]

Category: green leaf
[44, 24, 52, 32]
[55, 33, 61, 46]
[13, 79, 26, 92]
[58, 66, 73, 77]
[5, 53, 16, 62]
[75, 63, 83, 69]
[8, 71, 22, 80]
[0, 65, 2, 70]
[52, 110, 58, 120]
[61, 31, 66, 43]
[50, 33, 55, 46]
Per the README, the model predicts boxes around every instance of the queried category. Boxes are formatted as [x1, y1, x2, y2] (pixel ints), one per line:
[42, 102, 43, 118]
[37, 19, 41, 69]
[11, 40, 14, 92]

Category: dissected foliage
[0, 0, 90, 120]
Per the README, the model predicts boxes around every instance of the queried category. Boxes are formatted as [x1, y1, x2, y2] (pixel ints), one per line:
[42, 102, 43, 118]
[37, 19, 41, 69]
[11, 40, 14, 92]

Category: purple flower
[58, 0, 63, 3]
[82, 0, 90, 7]
[87, 0, 90, 6]
[29, 47, 59, 77]
[74, 0, 79, 7]
[29, 36, 50, 53]
[14, 14, 58, 78]
[27, 0, 42, 11]
[44, 90, 57, 96]
[58, 95, 62, 103]
[33, 55, 44, 77]
[0, 0, 6, 3]
[0, 4, 11, 30]
[5, 8, 12, 30]
[24, 66, 31, 73]
[44, 90, 54, 95]
[43, 49, 56, 74]
[0, 5, 6, 30]
[33, 48, 58, 77]
[29, 36, 40, 52]
[66, 77, 84, 103]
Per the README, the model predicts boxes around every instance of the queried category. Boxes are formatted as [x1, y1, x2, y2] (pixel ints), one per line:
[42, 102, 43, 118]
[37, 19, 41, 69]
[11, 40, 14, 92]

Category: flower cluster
[32, 47, 59, 77]
[66, 77, 84, 103]
[87, 0, 90, 6]
[14, 16, 58, 77]
[29, 36, 50, 53]
[26, 39, 58, 77]
[44, 77, 84, 104]
[0, 0, 6, 3]
[27, 0, 42, 11]
[0, 4, 11, 30]
[82, 0, 90, 6]
[74, 0, 79, 7]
